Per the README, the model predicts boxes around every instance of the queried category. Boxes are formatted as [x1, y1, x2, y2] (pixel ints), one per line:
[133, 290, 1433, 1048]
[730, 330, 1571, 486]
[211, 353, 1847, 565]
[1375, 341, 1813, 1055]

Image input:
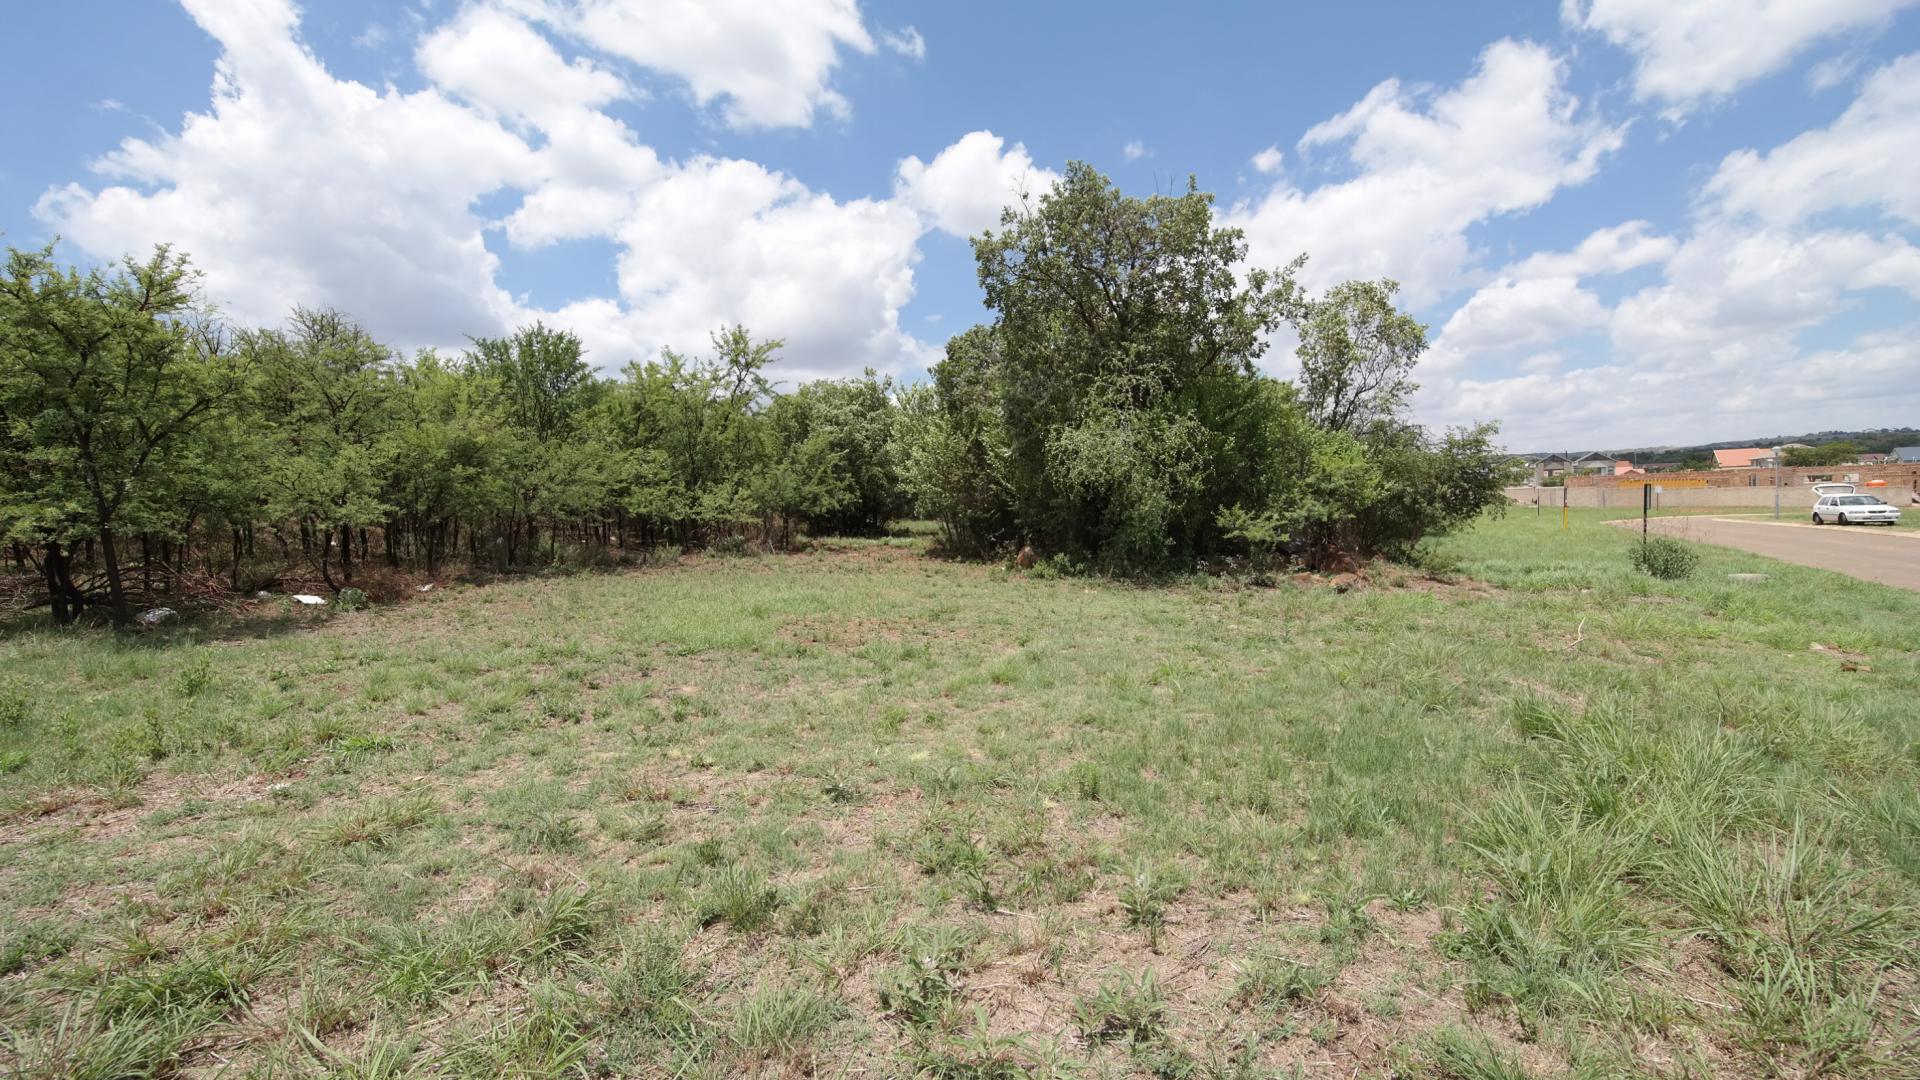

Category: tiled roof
[1712, 447, 1771, 467]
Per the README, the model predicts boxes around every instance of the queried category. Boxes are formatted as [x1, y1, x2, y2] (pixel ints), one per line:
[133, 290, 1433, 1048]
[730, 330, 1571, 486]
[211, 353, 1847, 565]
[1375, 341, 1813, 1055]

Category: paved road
[1622, 516, 1920, 592]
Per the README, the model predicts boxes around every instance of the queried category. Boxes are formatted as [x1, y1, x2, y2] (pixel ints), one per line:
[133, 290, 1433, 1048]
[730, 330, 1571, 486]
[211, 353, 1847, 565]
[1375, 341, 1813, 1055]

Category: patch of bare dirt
[0, 772, 285, 846]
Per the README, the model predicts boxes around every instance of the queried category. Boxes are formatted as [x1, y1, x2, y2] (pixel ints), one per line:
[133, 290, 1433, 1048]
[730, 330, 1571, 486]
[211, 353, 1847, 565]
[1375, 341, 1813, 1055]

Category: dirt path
[1623, 515, 1920, 592]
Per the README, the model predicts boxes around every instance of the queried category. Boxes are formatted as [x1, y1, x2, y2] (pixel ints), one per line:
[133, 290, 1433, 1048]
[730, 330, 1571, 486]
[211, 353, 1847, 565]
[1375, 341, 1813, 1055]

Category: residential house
[1892, 446, 1920, 463]
[1520, 451, 1616, 485]
[1712, 447, 1775, 469]
[1856, 452, 1890, 465]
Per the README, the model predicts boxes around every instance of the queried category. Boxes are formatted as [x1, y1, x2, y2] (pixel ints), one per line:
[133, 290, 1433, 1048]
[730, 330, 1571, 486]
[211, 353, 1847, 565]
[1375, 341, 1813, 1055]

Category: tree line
[1, 163, 1506, 625]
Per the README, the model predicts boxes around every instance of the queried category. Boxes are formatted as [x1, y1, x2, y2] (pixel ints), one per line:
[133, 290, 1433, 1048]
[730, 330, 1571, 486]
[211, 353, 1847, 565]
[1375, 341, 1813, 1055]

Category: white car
[1811, 493, 1902, 525]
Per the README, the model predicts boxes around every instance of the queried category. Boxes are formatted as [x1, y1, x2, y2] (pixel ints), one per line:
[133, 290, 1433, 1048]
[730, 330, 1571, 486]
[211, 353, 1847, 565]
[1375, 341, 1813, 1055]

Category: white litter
[416, 583, 435, 593]
[292, 594, 327, 606]
[138, 607, 177, 626]
[254, 590, 273, 600]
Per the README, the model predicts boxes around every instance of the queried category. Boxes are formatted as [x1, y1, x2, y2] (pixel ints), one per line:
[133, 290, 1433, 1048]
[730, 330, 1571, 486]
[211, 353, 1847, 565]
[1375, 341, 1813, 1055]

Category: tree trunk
[44, 542, 77, 624]
[338, 522, 354, 582]
[319, 531, 338, 594]
[98, 529, 131, 625]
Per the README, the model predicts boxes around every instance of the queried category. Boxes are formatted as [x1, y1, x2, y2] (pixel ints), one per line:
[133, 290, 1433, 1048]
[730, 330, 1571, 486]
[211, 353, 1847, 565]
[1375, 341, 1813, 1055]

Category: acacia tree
[0, 245, 243, 623]
[770, 371, 902, 535]
[246, 308, 396, 588]
[465, 324, 602, 565]
[614, 326, 779, 543]
[1287, 277, 1426, 434]
[382, 351, 506, 575]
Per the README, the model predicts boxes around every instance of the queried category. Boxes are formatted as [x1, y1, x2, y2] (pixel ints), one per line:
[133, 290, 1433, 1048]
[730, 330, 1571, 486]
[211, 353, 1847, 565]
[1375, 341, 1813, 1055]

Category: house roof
[1713, 447, 1772, 467]
[1892, 446, 1920, 462]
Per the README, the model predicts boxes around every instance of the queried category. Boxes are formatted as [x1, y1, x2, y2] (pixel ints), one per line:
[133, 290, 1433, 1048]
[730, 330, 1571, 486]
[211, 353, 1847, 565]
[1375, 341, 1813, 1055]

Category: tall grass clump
[1628, 536, 1699, 580]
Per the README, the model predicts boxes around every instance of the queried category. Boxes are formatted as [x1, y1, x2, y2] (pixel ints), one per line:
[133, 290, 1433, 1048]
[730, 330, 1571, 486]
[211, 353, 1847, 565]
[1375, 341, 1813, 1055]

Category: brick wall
[1566, 463, 1920, 490]
[1509, 465, 1920, 509]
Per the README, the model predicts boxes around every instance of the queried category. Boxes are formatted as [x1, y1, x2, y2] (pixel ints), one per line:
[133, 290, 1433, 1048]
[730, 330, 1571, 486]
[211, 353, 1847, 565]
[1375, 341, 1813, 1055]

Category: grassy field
[1, 510, 1916, 1078]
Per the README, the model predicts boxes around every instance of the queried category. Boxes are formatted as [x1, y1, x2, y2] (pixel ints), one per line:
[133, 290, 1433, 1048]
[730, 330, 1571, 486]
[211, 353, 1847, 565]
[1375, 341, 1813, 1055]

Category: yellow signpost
[1615, 476, 1707, 488]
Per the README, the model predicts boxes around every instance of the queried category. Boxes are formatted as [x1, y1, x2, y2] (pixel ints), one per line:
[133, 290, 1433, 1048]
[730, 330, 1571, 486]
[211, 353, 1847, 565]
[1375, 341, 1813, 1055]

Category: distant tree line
[1, 164, 1505, 625]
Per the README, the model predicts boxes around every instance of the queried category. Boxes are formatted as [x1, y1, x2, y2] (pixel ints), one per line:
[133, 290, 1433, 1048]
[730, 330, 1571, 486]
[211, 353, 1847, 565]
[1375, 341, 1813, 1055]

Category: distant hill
[1520, 427, 1920, 460]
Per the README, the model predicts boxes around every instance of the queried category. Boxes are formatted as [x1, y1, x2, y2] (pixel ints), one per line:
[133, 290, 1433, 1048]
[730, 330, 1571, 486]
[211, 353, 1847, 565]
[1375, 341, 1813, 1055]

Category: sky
[3, 1, 1918, 451]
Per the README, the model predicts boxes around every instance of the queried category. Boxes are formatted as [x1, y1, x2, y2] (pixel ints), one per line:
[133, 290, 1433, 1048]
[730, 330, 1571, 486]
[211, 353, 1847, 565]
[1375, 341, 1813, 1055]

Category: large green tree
[1286, 277, 1425, 434]
[0, 245, 244, 623]
[1782, 441, 1860, 467]
[971, 162, 1293, 567]
[245, 308, 397, 587]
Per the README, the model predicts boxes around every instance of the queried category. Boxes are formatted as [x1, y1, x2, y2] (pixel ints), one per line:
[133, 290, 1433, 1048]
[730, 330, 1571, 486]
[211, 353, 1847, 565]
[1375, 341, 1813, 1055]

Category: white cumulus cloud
[1703, 52, 1920, 227]
[38, 0, 537, 346]
[894, 130, 1060, 238]
[1223, 39, 1624, 307]
[1562, 0, 1919, 114]
[36, 0, 949, 381]
[534, 0, 878, 129]
[566, 155, 930, 379]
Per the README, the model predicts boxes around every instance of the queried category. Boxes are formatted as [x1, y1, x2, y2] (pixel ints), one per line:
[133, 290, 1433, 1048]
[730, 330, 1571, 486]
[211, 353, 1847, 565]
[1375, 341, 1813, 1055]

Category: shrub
[1073, 970, 1168, 1044]
[0, 678, 31, 729]
[335, 587, 369, 611]
[1629, 536, 1699, 580]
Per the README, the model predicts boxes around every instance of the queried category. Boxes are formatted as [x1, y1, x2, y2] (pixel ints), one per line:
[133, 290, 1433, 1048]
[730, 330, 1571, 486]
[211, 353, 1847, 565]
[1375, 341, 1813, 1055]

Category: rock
[1014, 545, 1038, 569]
[254, 590, 273, 600]
[1811, 642, 1867, 662]
[138, 607, 177, 626]
[292, 594, 327, 606]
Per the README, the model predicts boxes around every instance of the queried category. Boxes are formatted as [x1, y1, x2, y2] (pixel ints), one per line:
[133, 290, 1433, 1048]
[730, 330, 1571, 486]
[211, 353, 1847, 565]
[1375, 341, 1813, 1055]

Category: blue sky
[3, 1, 1918, 449]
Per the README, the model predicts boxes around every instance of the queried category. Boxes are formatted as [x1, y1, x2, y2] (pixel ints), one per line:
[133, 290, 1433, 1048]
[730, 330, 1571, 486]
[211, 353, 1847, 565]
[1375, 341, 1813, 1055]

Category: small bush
[1117, 865, 1184, 944]
[1629, 536, 1699, 580]
[335, 587, 369, 611]
[1074, 970, 1168, 1044]
[168, 656, 215, 698]
[877, 951, 963, 1028]
[732, 984, 838, 1059]
[0, 678, 31, 729]
[695, 866, 781, 932]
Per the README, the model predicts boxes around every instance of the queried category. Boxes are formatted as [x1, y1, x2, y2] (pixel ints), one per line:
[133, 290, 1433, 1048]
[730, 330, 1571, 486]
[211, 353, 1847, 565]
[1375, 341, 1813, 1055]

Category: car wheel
[1812, 513, 1824, 524]
[1838, 514, 1850, 525]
